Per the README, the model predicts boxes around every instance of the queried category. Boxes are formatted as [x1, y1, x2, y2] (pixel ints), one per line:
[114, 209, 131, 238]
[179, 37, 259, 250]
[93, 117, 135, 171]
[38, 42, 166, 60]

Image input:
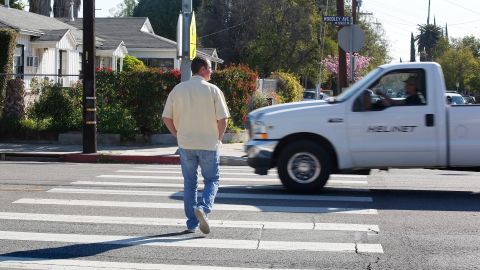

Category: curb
[1, 152, 248, 166]
[63, 154, 180, 164]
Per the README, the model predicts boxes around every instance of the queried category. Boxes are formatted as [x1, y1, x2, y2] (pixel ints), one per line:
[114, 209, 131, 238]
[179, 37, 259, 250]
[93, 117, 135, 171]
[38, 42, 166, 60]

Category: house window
[14, 45, 24, 78]
[139, 58, 174, 69]
[58, 50, 67, 76]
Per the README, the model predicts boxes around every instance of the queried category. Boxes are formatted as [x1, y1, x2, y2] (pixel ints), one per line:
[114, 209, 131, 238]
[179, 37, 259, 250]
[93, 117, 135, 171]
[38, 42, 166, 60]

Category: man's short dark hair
[191, 57, 210, 74]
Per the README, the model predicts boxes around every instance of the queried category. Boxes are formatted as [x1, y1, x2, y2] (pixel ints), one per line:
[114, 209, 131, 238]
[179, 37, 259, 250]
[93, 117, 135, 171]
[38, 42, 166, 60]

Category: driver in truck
[379, 76, 425, 106]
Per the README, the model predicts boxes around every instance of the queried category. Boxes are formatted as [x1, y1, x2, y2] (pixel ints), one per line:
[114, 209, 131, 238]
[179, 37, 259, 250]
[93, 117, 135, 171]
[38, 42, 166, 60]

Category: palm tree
[53, 0, 81, 18]
[29, 0, 52, 16]
[415, 23, 442, 61]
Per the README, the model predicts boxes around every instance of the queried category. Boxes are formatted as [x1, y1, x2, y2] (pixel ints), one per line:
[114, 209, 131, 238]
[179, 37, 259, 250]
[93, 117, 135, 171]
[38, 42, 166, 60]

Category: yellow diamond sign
[189, 12, 197, 60]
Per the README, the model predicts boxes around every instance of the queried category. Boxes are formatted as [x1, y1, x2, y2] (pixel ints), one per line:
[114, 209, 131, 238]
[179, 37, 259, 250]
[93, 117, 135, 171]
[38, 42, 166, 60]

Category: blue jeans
[178, 148, 220, 230]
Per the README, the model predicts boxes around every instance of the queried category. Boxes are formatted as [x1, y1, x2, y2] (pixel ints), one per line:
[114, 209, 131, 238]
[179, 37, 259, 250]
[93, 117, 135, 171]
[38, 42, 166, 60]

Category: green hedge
[211, 64, 258, 127]
[0, 29, 17, 111]
[22, 66, 257, 140]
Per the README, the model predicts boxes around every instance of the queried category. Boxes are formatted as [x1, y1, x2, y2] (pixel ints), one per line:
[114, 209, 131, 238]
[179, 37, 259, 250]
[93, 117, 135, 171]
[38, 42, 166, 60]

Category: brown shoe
[194, 207, 210, 234]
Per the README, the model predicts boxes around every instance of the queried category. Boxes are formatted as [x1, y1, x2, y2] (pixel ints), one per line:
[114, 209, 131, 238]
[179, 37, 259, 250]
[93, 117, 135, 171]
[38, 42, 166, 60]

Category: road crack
[256, 224, 265, 250]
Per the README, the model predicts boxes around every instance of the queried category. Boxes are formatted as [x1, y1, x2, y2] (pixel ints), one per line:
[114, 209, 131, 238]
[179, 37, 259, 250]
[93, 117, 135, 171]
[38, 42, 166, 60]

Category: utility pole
[180, 0, 193, 82]
[82, 0, 97, 153]
[352, 0, 357, 23]
[336, 0, 347, 93]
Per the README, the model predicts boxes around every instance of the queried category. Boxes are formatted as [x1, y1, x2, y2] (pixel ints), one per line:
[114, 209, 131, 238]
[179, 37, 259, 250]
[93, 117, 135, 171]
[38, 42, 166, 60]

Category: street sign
[338, 24, 365, 52]
[189, 11, 197, 60]
[323, 16, 352, 26]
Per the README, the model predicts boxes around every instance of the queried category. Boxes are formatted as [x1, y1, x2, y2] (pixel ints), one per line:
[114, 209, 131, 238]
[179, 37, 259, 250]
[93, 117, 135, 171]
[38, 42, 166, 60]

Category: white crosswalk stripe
[47, 187, 374, 202]
[0, 257, 311, 270]
[71, 181, 371, 192]
[97, 175, 369, 185]
[0, 231, 383, 253]
[13, 198, 378, 214]
[0, 212, 379, 232]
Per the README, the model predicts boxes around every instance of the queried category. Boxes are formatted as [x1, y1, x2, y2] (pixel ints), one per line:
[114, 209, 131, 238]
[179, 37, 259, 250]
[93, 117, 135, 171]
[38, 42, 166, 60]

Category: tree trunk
[29, 0, 52, 16]
[53, 0, 81, 18]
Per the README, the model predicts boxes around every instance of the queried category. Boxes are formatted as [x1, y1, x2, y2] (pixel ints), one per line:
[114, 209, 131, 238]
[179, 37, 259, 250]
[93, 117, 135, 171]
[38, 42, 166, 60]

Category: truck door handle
[425, 114, 434, 127]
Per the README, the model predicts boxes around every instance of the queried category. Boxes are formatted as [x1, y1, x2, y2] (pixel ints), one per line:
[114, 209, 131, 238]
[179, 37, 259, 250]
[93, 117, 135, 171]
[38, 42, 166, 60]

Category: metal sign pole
[180, 0, 193, 82]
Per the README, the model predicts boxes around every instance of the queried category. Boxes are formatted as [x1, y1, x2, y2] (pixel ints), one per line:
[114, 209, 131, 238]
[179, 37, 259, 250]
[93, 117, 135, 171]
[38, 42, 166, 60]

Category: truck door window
[354, 69, 427, 111]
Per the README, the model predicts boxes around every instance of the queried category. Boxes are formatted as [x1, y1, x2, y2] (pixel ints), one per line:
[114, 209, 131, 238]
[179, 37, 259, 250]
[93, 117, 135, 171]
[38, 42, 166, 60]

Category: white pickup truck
[245, 62, 480, 193]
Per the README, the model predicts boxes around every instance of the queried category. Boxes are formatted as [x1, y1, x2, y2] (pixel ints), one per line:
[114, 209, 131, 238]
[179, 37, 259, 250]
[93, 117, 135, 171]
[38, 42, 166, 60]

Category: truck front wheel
[277, 141, 332, 193]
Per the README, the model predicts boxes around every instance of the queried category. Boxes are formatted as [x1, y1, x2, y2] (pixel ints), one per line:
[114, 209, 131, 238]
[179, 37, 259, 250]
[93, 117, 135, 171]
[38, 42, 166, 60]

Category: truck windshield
[334, 68, 383, 102]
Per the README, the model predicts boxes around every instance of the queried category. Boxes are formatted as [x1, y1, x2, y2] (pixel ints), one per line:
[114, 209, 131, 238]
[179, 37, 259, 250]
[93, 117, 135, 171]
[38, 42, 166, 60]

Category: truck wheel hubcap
[287, 152, 321, 184]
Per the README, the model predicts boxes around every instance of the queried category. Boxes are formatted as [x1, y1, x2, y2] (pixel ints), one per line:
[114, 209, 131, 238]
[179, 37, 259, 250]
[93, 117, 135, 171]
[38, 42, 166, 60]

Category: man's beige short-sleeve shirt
[162, 75, 230, 151]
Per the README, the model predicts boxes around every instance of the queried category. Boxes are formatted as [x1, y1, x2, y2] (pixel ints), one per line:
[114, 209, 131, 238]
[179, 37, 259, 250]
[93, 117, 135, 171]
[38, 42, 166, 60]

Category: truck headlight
[252, 121, 268, 139]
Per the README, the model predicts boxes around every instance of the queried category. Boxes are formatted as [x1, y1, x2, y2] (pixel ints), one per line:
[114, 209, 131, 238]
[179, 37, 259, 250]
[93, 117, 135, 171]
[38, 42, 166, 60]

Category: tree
[410, 33, 416, 62]
[133, 0, 201, 39]
[198, 0, 262, 66]
[415, 23, 442, 61]
[436, 43, 479, 94]
[358, 18, 391, 69]
[53, 0, 81, 18]
[109, 0, 138, 17]
[242, 0, 328, 79]
[459, 35, 480, 58]
[0, 0, 24, 9]
[322, 53, 371, 82]
[29, 0, 51, 16]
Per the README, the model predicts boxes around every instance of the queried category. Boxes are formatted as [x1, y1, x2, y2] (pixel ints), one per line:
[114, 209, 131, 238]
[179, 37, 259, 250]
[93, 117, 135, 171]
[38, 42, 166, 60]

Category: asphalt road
[0, 162, 478, 269]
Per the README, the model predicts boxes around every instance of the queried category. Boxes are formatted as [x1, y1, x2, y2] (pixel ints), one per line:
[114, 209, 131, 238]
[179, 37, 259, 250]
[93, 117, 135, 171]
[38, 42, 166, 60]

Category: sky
[89, 0, 480, 63]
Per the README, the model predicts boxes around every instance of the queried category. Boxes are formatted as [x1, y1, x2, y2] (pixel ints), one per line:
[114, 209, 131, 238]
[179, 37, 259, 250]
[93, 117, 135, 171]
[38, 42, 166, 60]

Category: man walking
[162, 57, 230, 234]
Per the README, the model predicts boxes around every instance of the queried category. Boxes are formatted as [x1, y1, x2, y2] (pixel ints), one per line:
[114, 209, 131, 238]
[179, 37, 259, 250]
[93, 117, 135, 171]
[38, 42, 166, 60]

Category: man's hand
[217, 118, 228, 141]
[162, 117, 177, 137]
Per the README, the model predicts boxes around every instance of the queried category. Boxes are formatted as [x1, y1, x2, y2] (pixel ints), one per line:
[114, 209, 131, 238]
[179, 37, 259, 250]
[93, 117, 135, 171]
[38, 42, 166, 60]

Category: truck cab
[246, 62, 480, 193]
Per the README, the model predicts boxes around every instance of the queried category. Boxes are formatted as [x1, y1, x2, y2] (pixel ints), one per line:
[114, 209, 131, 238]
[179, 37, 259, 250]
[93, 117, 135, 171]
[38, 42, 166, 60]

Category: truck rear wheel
[277, 141, 332, 193]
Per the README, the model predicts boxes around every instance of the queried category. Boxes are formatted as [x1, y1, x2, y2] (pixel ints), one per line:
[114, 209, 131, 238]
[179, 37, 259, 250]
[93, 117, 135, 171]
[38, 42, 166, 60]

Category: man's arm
[217, 118, 228, 141]
[162, 117, 177, 137]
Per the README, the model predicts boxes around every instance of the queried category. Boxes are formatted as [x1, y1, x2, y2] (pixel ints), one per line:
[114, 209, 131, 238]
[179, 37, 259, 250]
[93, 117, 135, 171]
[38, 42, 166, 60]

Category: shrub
[96, 70, 136, 139]
[270, 71, 303, 103]
[211, 64, 258, 128]
[249, 90, 270, 112]
[122, 55, 147, 72]
[123, 69, 180, 135]
[28, 82, 82, 132]
[2, 78, 26, 120]
[96, 68, 180, 136]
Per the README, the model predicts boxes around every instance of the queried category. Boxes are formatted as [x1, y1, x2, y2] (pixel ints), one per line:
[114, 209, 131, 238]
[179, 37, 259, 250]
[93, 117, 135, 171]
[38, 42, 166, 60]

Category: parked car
[303, 90, 329, 101]
[246, 62, 480, 193]
[463, 95, 476, 104]
[445, 92, 466, 105]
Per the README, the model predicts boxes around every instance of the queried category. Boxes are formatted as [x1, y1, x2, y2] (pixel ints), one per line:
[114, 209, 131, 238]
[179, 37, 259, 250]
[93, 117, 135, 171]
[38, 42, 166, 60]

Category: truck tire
[277, 141, 332, 193]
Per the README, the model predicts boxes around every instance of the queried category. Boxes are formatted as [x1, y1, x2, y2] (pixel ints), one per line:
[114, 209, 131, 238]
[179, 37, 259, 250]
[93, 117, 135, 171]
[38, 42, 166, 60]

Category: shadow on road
[0, 231, 203, 261]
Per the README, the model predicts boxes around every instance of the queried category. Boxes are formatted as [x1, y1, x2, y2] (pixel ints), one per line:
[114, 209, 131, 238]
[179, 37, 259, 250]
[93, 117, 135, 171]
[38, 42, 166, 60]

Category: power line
[199, 19, 254, 39]
[439, 0, 480, 16]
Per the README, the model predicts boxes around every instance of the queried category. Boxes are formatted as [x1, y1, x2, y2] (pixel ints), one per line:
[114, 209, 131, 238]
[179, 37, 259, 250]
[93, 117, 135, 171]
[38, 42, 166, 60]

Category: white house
[0, 5, 128, 88]
[59, 17, 223, 70]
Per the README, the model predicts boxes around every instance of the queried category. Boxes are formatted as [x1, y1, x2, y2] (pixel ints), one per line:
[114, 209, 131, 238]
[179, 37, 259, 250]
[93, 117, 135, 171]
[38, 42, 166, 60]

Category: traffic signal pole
[336, 0, 347, 93]
[82, 0, 97, 153]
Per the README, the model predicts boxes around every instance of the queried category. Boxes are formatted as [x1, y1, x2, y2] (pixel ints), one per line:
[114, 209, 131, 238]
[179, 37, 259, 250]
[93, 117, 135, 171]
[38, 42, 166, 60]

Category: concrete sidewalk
[0, 142, 247, 166]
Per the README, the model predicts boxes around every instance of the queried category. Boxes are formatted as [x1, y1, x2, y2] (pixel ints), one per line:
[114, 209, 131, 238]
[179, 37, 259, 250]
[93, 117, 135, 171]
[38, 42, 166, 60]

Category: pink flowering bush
[322, 53, 371, 81]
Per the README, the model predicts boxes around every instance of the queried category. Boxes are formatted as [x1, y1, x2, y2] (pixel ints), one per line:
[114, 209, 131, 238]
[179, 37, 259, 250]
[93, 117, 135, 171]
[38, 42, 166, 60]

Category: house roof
[0, 5, 76, 35]
[59, 17, 177, 49]
[32, 29, 70, 42]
